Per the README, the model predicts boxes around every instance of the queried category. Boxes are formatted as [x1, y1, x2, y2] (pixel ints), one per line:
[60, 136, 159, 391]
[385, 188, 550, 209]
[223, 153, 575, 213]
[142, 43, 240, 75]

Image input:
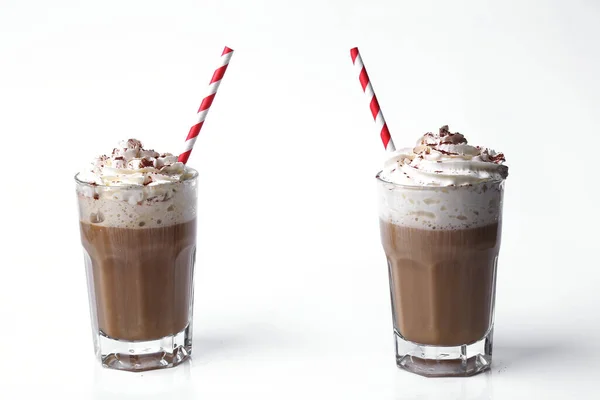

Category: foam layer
[76, 139, 197, 228]
[377, 178, 504, 230]
[76, 178, 197, 229]
[377, 125, 507, 230]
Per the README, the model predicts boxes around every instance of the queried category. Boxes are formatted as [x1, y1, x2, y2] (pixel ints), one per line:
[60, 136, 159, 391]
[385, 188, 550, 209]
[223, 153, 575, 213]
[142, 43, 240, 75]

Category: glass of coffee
[75, 139, 198, 372]
[377, 126, 508, 377]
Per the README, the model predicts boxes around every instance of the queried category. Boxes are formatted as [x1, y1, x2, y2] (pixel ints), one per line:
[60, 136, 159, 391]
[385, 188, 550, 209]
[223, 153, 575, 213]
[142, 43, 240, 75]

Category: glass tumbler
[377, 175, 505, 377]
[75, 170, 198, 371]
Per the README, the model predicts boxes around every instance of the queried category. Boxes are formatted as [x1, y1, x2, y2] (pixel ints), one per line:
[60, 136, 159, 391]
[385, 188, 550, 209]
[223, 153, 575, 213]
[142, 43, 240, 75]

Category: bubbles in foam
[76, 179, 197, 229]
[90, 212, 104, 224]
[378, 180, 504, 230]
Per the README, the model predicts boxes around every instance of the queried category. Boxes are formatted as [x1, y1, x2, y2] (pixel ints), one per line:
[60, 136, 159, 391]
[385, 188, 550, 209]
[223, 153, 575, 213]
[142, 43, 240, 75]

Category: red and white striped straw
[350, 47, 396, 152]
[178, 46, 234, 164]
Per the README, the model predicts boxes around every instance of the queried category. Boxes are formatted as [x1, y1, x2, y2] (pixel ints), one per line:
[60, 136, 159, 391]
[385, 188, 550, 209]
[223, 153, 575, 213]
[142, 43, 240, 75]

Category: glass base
[95, 325, 192, 372]
[395, 328, 493, 377]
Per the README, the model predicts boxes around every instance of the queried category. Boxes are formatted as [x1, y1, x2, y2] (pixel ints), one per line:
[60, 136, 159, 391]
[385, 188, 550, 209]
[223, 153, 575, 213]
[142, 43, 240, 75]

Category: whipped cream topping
[379, 126, 508, 187]
[76, 139, 197, 228]
[77, 139, 193, 186]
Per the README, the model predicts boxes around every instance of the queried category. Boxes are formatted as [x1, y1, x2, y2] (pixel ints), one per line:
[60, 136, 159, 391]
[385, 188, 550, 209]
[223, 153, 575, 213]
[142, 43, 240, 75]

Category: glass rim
[375, 170, 505, 190]
[74, 167, 199, 189]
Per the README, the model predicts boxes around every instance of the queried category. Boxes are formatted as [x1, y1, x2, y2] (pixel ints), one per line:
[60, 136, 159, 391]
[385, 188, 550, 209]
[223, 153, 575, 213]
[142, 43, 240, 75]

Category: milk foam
[378, 179, 504, 230]
[76, 139, 197, 228]
[378, 126, 507, 230]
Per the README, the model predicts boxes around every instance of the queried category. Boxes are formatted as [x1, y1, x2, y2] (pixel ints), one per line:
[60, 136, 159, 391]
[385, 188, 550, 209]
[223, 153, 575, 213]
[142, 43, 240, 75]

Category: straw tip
[222, 46, 234, 55]
[350, 47, 359, 62]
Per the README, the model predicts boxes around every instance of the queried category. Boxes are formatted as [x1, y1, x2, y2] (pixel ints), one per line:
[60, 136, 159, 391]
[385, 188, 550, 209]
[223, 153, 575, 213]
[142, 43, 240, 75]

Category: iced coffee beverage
[76, 139, 197, 372]
[378, 126, 508, 377]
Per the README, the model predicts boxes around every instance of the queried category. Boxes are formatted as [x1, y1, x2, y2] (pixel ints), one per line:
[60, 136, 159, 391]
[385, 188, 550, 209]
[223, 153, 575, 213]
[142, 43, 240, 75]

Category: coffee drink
[80, 220, 196, 341]
[380, 221, 500, 346]
[76, 139, 198, 371]
[377, 125, 508, 377]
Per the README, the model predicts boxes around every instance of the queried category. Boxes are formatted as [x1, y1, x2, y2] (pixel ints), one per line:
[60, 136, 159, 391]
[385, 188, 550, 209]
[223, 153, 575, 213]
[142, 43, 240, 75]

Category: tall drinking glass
[378, 176, 505, 377]
[75, 170, 198, 372]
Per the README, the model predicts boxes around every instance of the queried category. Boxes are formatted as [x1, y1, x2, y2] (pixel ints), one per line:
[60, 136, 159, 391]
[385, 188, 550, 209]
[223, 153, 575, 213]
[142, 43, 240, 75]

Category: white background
[1, 0, 599, 398]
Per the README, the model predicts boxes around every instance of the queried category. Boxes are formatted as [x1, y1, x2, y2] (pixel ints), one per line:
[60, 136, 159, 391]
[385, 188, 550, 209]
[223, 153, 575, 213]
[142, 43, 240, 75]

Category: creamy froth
[78, 139, 193, 187]
[379, 126, 508, 187]
[76, 139, 197, 228]
[377, 126, 507, 230]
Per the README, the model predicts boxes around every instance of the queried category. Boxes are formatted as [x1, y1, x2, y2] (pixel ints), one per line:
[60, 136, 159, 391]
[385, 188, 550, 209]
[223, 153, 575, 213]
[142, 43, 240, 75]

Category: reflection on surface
[394, 369, 493, 400]
[93, 359, 195, 399]
[493, 342, 567, 373]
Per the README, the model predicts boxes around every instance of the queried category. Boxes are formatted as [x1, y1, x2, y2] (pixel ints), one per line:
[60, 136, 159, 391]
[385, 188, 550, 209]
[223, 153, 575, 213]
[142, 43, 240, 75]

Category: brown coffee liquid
[380, 221, 500, 346]
[80, 220, 196, 341]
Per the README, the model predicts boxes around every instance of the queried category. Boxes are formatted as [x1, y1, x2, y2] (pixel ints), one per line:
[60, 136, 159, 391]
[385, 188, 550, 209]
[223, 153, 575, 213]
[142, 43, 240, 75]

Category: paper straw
[178, 46, 234, 164]
[350, 47, 396, 152]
